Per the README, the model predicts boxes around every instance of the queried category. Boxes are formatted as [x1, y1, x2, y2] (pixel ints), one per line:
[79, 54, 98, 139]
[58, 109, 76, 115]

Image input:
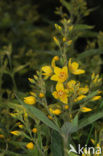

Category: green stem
[86, 124, 94, 145]
[62, 134, 69, 156]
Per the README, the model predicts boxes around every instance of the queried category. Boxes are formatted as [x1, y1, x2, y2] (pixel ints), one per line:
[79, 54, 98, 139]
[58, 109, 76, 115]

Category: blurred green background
[0, 0, 103, 94]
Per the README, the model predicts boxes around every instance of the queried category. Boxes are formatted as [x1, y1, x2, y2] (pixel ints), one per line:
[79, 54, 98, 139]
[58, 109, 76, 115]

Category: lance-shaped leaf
[78, 48, 103, 59]
[51, 130, 64, 156]
[16, 95, 60, 133]
[78, 111, 103, 130]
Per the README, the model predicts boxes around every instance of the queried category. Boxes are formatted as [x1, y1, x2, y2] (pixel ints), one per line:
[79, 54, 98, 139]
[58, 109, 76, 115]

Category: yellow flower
[10, 131, 21, 136]
[28, 78, 35, 83]
[16, 122, 24, 129]
[30, 92, 36, 96]
[52, 82, 68, 104]
[98, 90, 102, 94]
[74, 95, 86, 102]
[78, 86, 89, 95]
[63, 37, 67, 42]
[67, 80, 76, 92]
[68, 58, 85, 75]
[91, 72, 95, 80]
[41, 66, 52, 79]
[18, 124, 24, 129]
[32, 128, 37, 133]
[51, 66, 68, 82]
[64, 105, 69, 109]
[41, 56, 59, 79]
[49, 108, 61, 115]
[81, 107, 92, 112]
[53, 36, 60, 46]
[39, 93, 45, 98]
[26, 142, 34, 150]
[51, 56, 59, 68]
[91, 96, 101, 101]
[67, 40, 72, 46]
[24, 96, 36, 105]
[53, 109, 61, 115]
[55, 24, 62, 31]
[48, 115, 53, 120]
[91, 73, 102, 84]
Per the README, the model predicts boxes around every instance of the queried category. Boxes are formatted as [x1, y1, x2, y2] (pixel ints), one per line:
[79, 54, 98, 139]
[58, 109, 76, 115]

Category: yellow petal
[67, 80, 76, 88]
[26, 142, 34, 150]
[50, 74, 59, 81]
[10, 131, 21, 136]
[52, 109, 61, 115]
[56, 82, 64, 91]
[32, 128, 37, 133]
[98, 90, 102, 94]
[24, 96, 36, 105]
[81, 107, 92, 112]
[52, 91, 58, 99]
[62, 66, 68, 76]
[74, 95, 86, 102]
[79, 86, 89, 95]
[51, 56, 59, 68]
[64, 105, 69, 109]
[91, 96, 101, 101]
[60, 95, 68, 104]
[54, 66, 61, 75]
[48, 115, 53, 120]
[91, 73, 95, 80]
[41, 66, 52, 77]
[68, 58, 85, 75]
[68, 58, 79, 71]
[49, 108, 54, 114]
[73, 69, 85, 75]
[71, 62, 79, 70]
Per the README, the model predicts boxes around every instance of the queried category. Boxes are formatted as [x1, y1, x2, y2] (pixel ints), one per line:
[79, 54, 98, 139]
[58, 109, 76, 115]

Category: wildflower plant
[1, 1, 103, 156]
[9, 21, 103, 155]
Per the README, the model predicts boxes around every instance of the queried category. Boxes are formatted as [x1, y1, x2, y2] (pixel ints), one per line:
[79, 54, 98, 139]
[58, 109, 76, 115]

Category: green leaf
[35, 50, 60, 56]
[74, 24, 94, 31]
[51, 130, 64, 156]
[78, 48, 103, 59]
[13, 64, 29, 73]
[2, 151, 20, 156]
[16, 96, 60, 133]
[79, 30, 98, 38]
[72, 115, 78, 128]
[61, 0, 72, 12]
[78, 111, 103, 130]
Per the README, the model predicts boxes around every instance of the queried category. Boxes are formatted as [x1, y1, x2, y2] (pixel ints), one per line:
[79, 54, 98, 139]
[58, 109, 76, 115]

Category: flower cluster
[24, 56, 102, 118]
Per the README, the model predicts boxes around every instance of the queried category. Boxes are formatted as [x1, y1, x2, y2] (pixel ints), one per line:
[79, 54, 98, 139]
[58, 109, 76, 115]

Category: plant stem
[62, 134, 69, 156]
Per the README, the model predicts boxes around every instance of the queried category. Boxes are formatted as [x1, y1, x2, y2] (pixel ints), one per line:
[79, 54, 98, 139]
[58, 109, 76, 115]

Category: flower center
[59, 72, 65, 79]
[58, 90, 64, 96]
